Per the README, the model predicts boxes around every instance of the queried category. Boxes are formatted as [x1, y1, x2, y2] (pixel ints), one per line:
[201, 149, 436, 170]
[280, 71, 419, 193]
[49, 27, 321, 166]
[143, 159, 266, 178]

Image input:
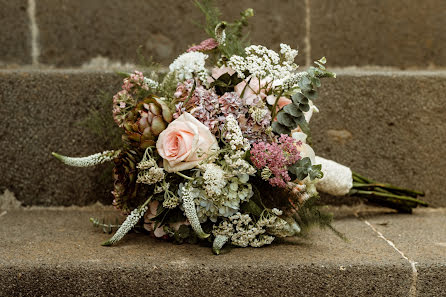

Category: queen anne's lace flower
[228, 44, 298, 81]
[169, 52, 208, 82]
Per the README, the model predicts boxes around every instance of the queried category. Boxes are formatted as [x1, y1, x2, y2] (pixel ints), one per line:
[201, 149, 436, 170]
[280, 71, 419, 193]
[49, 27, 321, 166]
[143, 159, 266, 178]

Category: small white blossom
[280, 43, 298, 63]
[137, 167, 165, 185]
[228, 44, 298, 81]
[143, 77, 159, 90]
[200, 163, 227, 196]
[169, 52, 208, 82]
[181, 183, 210, 238]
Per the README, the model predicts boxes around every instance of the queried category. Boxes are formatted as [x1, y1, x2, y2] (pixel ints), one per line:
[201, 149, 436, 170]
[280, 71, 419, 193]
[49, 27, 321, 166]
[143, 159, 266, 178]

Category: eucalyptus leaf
[299, 103, 310, 112]
[291, 92, 305, 104]
[277, 112, 297, 128]
[283, 103, 302, 117]
[288, 157, 324, 181]
[303, 90, 318, 100]
[272, 121, 291, 135]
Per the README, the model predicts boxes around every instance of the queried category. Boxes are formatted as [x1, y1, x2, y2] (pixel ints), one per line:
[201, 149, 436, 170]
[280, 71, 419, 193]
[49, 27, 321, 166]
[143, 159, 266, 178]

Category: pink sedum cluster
[250, 135, 302, 187]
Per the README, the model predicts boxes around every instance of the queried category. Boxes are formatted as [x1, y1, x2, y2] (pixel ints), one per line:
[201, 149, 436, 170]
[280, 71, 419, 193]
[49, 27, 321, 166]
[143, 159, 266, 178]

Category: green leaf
[302, 90, 318, 100]
[299, 103, 310, 112]
[310, 76, 321, 88]
[291, 92, 309, 105]
[272, 121, 291, 135]
[291, 92, 305, 104]
[277, 112, 297, 128]
[288, 157, 323, 181]
[283, 103, 302, 117]
[210, 72, 244, 95]
[298, 76, 312, 91]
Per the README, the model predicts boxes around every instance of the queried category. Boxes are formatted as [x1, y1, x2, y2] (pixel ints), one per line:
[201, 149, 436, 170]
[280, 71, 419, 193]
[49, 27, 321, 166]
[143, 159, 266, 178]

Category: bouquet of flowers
[53, 1, 426, 254]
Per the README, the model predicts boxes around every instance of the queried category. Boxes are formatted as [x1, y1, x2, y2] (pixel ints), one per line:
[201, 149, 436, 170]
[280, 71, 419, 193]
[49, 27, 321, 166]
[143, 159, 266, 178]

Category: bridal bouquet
[53, 1, 426, 254]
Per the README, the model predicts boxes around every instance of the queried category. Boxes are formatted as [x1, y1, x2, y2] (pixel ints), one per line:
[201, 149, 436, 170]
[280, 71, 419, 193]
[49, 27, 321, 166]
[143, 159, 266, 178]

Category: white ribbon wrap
[315, 156, 353, 196]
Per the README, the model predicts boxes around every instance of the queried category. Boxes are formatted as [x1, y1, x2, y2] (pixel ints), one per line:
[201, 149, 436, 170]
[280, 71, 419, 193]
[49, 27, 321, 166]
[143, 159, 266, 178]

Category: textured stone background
[0, 0, 445, 68]
[1, 70, 445, 206]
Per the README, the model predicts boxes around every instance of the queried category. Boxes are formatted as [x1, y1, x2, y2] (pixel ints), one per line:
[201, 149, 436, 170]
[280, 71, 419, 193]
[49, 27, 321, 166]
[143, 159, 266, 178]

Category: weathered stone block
[0, 208, 412, 296]
[310, 0, 446, 68]
[311, 70, 446, 207]
[36, 0, 306, 67]
[0, 0, 31, 65]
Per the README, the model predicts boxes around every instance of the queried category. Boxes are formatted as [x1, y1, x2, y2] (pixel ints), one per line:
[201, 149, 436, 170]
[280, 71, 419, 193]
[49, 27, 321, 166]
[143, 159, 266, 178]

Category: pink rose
[292, 131, 316, 164]
[266, 95, 292, 111]
[234, 77, 269, 105]
[207, 66, 236, 84]
[156, 112, 218, 172]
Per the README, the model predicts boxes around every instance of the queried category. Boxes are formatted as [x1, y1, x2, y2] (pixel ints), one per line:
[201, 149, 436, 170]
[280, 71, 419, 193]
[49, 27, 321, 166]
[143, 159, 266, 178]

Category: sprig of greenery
[288, 157, 323, 181]
[90, 217, 121, 234]
[272, 57, 335, 137]
[194, 0, 253, 58]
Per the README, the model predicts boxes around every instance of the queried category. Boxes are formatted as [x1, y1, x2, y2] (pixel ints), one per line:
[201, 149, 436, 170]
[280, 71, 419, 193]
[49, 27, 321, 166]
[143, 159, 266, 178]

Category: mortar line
[355, 213, 417, 297]
[304, 0, 311, 67]
[0, 211, 7, 218]
[27, 0, 40, 66]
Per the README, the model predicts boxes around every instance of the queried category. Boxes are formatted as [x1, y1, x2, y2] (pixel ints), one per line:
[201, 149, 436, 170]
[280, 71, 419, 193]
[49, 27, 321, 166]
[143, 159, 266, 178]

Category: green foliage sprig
[194, 0, 253, 58]
[289, 157, 323, 181]
[272, 57, 335, 138]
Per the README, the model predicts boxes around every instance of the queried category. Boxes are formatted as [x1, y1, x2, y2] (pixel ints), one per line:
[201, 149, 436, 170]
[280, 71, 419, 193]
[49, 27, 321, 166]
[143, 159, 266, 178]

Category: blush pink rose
[156, 112, 218, 172]
[207, 66, 236, 84]
[266, 95, 292, 111]
[234, 77, 269, 105]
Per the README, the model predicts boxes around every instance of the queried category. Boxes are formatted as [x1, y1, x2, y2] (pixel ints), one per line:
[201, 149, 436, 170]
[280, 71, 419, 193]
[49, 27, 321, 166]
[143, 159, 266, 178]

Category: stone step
[1, 0, 445, 68]
[0, 206, 444, 296]
[1, 69, 445, 207]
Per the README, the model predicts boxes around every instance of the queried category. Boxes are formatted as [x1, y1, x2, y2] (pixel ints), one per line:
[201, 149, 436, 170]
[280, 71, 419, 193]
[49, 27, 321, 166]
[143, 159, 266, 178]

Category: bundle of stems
[349, 172, 427, 213]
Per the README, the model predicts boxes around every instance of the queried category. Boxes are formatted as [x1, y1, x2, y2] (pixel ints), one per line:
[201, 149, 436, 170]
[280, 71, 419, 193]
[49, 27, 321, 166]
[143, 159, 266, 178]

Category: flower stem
[270, 90, 285, 121]
[175, 172, 194, 181]
[350, 189, 428, 206]
[350, 172, 428, 212]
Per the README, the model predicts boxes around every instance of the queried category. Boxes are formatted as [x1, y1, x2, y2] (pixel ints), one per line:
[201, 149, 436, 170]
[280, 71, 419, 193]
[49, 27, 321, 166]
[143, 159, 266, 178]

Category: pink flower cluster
[187, 38, 219, 53]
[250, 135, 302, 187]
[173, 79, 272, 141]
[122, 71, 149, 92]
[174, 79, 221, 133]
[112, 71, 151, 127]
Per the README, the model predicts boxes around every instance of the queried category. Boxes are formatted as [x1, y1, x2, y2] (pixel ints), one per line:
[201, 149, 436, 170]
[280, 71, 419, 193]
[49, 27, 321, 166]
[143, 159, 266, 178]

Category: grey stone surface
[0, 207, 413, 296]
[36, 0, 306, 67]
[0, 0, 31, 66]
[310, 0, 446, 68]
[0, 70, 122, 206]
[311, 70, 446, 207]
[363, 208, 446, 296]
